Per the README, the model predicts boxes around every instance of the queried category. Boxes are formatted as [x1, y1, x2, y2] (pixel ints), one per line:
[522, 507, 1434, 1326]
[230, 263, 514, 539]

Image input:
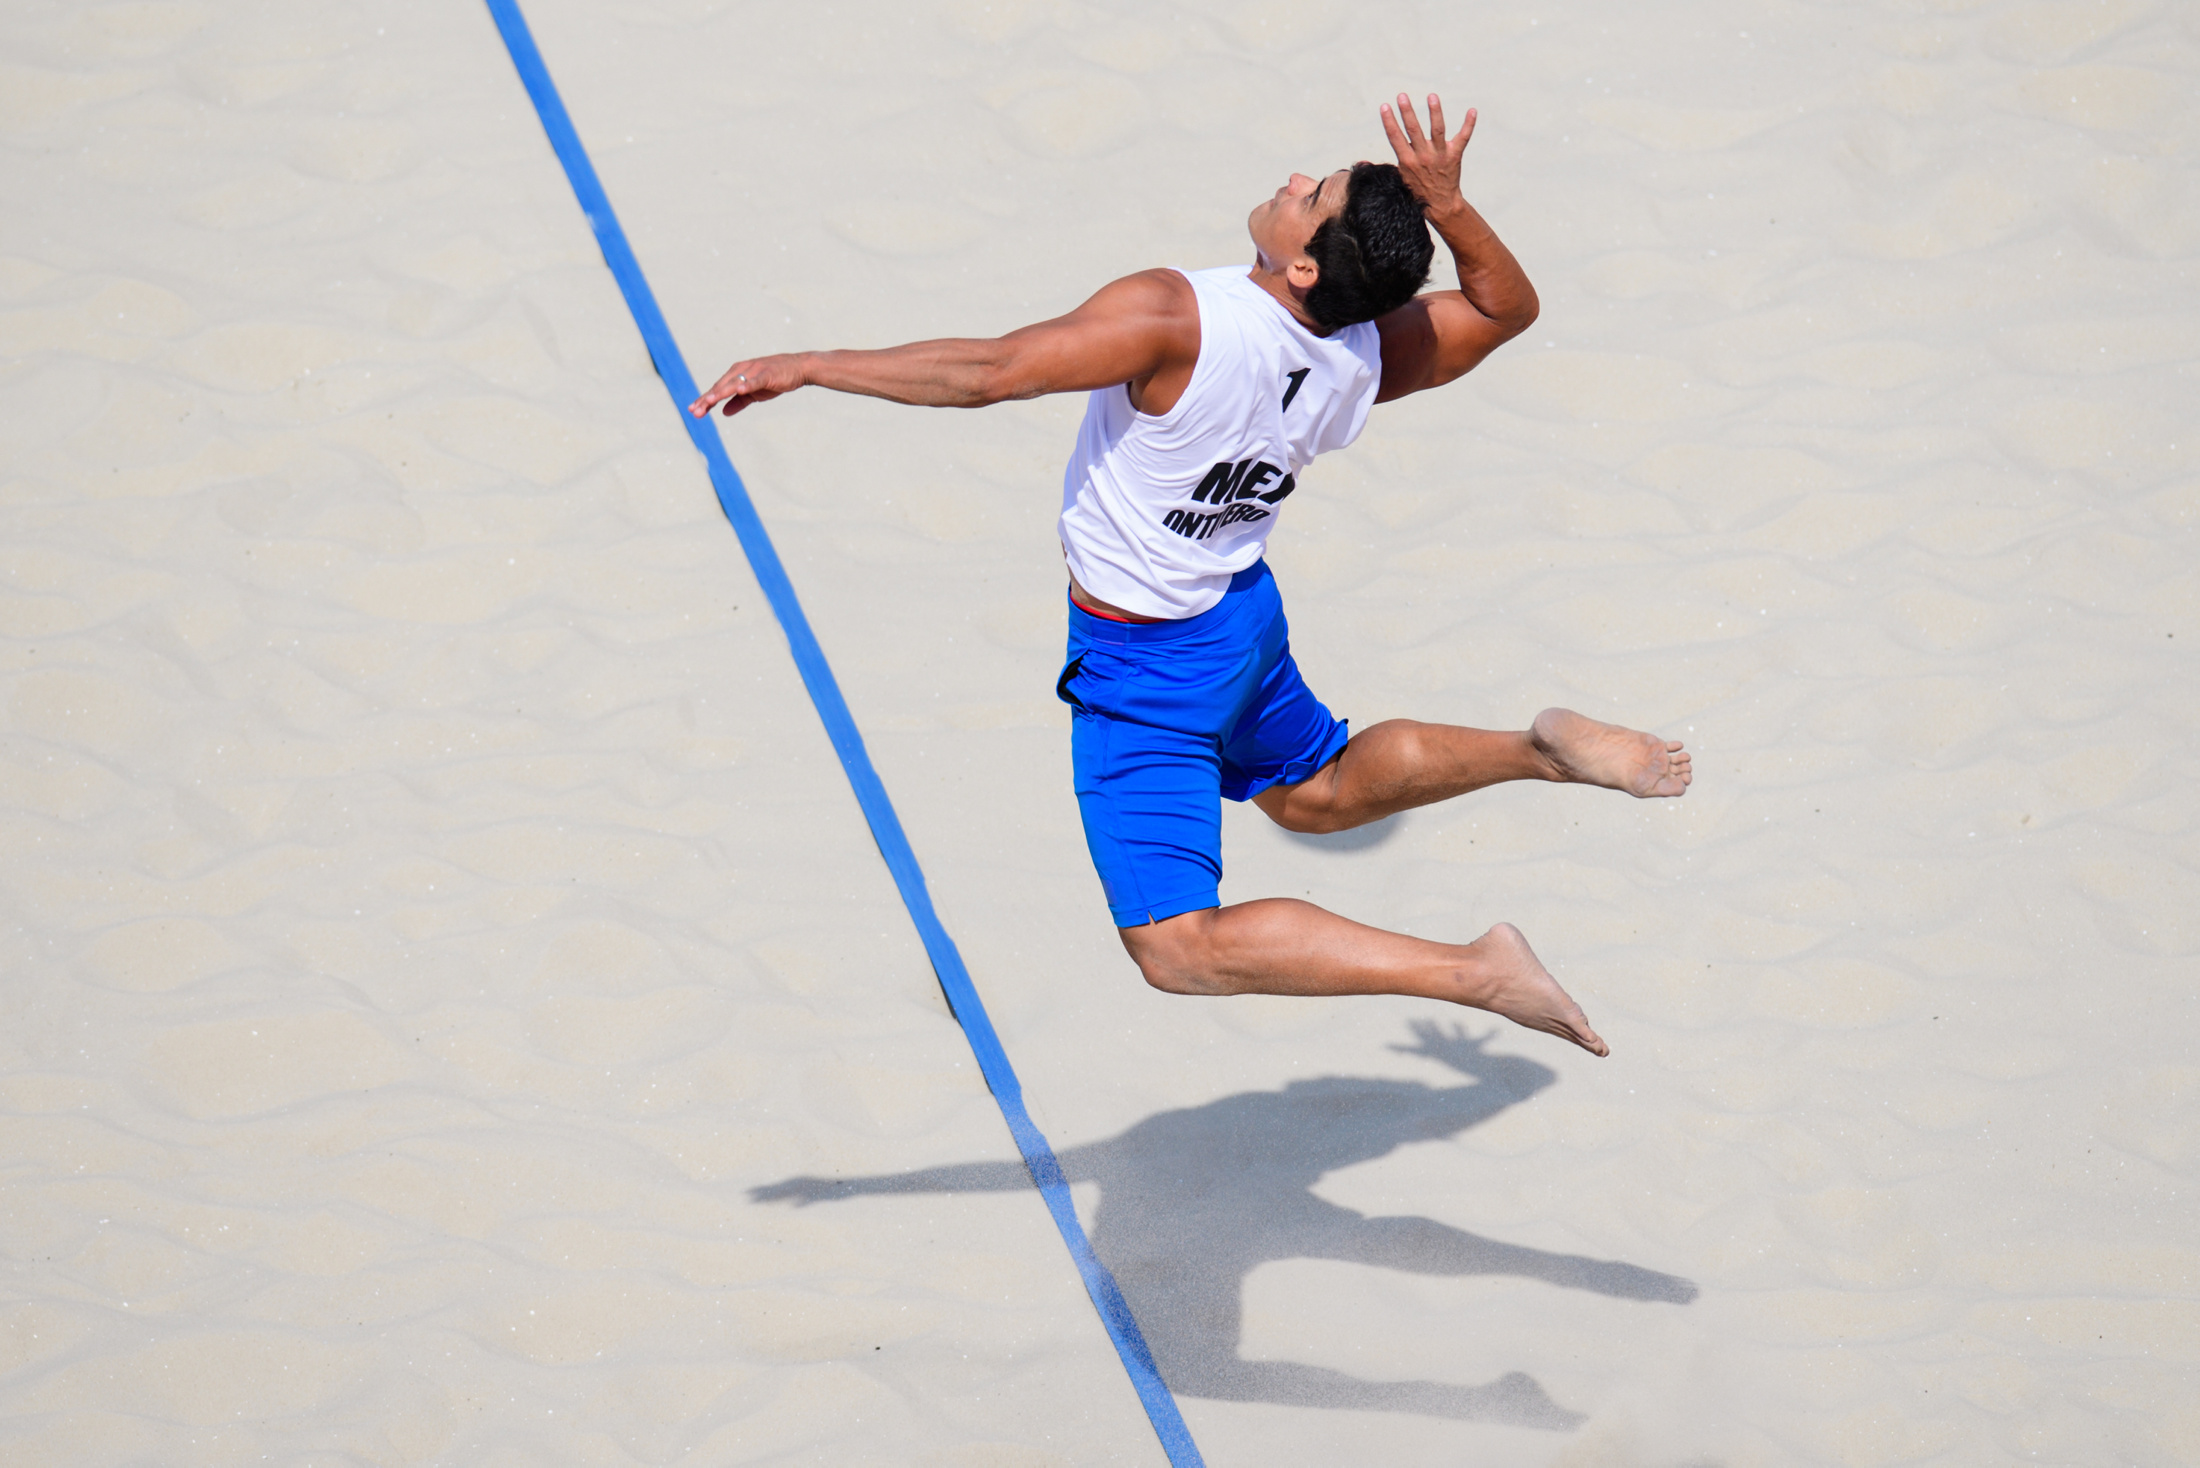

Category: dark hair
[1302, 162, 1434, 332]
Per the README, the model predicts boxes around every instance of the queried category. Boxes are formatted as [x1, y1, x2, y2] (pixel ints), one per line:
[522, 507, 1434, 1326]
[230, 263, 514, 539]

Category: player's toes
[1554, 1014, 1609, 1056]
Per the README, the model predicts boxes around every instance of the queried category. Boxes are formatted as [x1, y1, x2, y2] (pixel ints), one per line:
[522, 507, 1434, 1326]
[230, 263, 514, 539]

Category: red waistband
[1076, 599, 1141, 624]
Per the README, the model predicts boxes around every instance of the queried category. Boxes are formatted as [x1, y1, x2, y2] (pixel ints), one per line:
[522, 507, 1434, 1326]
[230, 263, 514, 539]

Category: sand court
[5, 0, 2199, 1463]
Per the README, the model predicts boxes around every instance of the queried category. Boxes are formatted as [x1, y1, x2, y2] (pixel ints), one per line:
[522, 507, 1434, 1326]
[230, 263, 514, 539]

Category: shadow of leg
[1323, 1211, 1699, 1303]
[1170, 1354, 1585, 1430]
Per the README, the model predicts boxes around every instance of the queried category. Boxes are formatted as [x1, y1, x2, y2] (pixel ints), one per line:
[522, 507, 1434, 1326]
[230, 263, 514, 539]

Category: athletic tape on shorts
[481, 5, 1204, 1462]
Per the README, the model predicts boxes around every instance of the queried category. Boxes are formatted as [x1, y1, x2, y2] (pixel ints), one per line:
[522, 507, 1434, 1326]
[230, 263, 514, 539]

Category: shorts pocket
[1055, 646, 1130, 716]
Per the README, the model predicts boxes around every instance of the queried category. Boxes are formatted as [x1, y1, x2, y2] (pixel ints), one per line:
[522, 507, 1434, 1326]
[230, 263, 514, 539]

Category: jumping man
[691, 96, 1690, 1056]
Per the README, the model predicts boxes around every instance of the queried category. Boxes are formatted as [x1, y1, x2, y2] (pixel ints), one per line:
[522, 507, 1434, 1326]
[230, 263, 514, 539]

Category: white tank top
[1057, 266, 1382, 619]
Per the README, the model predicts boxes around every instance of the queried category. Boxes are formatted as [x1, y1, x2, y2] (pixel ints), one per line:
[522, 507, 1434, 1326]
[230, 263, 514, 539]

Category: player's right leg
[1252, 708, 1690, 835]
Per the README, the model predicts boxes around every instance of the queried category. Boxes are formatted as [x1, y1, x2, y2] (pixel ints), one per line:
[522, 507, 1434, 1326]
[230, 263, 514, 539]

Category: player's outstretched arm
[687, 269, 1197, 419]
[1372, 94, 1539, 405]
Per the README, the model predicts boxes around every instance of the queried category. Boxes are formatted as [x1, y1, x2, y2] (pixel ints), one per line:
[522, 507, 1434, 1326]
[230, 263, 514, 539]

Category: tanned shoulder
[1094, 267, 1199, 354]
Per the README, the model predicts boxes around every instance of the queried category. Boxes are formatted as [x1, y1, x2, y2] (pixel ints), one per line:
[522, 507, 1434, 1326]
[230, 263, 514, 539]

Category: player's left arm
[1371, 95, 1539, 405]
[686, 270, 1194, 420]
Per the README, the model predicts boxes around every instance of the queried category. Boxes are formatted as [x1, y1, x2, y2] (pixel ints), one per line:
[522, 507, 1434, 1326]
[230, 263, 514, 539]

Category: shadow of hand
[1390, 1017, 1490, 1067]
[749, 1176, 843, 1206]
[1390, 1018, 1557, 1099]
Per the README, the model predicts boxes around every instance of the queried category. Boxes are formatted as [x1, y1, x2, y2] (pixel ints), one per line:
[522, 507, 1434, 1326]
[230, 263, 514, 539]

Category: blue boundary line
[481, 4, 1204, 1462]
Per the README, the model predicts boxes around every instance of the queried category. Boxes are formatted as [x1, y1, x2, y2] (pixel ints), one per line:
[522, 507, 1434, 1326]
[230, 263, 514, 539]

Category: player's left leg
[1119, 902, 1608, 1056]
[1252, 707, 1689, 835]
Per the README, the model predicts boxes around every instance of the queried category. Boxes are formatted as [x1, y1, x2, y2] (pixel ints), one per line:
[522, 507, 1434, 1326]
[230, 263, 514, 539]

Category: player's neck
[1244, 259, 1330, 335]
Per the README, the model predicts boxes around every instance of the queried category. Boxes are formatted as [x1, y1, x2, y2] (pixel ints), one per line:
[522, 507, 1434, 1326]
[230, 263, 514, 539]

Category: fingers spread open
[1454, 105, 1478, 155]
[1380, 101, 1410, 158]
[1394, 91, 1425, 145]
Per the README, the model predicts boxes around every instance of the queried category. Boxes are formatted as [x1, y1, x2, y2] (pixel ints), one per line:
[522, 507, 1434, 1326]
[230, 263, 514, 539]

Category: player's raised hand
[689, 352, 805, 418]
[1380, 92, 1475, 212]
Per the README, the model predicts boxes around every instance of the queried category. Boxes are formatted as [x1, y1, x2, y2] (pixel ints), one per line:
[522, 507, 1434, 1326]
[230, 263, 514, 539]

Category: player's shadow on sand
[751, 1020, 1696, 1429]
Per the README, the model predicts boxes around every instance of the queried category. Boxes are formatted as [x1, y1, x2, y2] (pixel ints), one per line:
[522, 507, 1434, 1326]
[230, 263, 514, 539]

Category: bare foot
[1531, 707, 1691, 798]
[1454, 923, 1608, 1057]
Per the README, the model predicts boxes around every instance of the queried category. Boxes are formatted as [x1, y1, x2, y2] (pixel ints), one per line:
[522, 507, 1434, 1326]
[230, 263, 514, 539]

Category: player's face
[1249, 168, 1351, 272]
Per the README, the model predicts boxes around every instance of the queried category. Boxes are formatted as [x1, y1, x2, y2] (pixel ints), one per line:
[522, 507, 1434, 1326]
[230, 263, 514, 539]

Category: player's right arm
[1371, 95, 1539, 405]
[688, 268, 1198, 419]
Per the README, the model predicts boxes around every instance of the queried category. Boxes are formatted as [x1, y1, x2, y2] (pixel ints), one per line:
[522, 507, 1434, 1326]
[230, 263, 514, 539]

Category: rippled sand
[4, 0, 2196, 1463]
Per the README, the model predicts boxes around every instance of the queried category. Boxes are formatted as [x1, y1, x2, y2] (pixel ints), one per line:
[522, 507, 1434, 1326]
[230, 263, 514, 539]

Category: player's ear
[1287, 253, 1320, 290]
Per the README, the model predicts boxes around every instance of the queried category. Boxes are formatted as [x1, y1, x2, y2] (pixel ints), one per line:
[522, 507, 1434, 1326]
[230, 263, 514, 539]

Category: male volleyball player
[691, 96, 1688, 1056]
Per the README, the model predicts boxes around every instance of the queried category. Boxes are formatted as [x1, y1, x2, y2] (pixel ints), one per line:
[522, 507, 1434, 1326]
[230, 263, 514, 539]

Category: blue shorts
[1057, 561, 1349, 927]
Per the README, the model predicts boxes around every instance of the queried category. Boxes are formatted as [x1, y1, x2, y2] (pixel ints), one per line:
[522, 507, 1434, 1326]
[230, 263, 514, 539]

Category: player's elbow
[1498, 290, 1539, 340]
[965, 344, 1043, 407]
[963, 364, 1016, 407]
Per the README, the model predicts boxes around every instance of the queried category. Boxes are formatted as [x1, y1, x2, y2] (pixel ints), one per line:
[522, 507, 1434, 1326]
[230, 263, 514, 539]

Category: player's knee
[1120, 915, 1229, 996]
[1137, 955, 1219, 995]
[1269, 803, 1348, 835]
[1256, 779, 1349, 835]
